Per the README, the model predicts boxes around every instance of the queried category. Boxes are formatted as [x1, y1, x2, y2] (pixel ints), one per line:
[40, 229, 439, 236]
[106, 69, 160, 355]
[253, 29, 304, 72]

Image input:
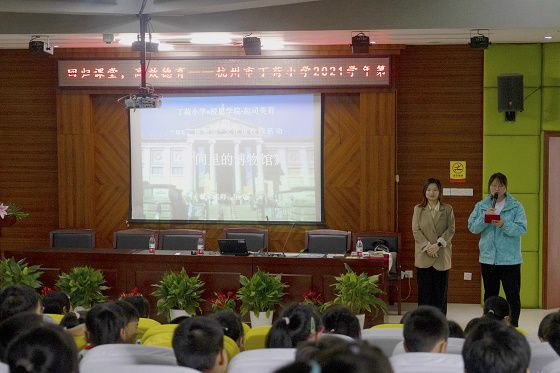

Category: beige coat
[412, 203, 455, 271]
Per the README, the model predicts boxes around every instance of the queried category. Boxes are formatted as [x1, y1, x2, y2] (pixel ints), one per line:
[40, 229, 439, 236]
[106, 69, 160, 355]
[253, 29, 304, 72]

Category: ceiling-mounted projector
[124, 94, 161, 109]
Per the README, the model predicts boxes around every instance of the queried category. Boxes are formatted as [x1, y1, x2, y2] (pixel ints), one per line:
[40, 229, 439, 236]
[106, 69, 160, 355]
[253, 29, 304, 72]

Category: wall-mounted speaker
[498, 74, 523, 121]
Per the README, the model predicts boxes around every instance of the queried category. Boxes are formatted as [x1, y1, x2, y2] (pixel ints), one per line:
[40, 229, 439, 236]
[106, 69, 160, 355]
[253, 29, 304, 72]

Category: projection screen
[129, 93, 323, 223]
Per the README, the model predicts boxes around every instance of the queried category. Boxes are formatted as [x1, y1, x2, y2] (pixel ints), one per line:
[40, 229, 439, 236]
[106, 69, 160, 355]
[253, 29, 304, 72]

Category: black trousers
[416, 266, 449, 315]
[481, 263, 521, 327]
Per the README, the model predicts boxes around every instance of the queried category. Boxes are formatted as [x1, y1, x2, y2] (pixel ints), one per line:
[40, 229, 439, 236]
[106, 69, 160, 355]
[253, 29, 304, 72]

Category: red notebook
[484, 214, 501, 223]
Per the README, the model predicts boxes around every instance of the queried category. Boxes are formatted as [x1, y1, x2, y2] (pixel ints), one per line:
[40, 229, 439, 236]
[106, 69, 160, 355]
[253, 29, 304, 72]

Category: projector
[469, 35, 490, 49]
[28, 40, 54, 55]
[124, 95, 161, 109]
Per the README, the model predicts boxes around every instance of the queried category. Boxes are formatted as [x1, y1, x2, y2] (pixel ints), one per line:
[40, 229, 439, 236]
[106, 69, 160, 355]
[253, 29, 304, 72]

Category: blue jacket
[467, 193, 527, 265]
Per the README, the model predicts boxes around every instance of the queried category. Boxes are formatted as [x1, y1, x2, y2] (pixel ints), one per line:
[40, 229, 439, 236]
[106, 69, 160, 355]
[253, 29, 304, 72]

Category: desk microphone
[491, 192, 499, 208]
[280, 222, 296, 257]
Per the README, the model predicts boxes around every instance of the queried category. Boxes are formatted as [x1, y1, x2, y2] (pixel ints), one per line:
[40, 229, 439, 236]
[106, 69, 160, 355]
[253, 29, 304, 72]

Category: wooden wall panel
[396, 45, 484, 303]
[0, 51, 58, 250]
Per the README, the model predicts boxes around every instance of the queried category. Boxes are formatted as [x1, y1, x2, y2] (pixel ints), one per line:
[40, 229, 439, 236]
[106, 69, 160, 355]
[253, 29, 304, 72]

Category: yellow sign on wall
[450, 161, 466, 183]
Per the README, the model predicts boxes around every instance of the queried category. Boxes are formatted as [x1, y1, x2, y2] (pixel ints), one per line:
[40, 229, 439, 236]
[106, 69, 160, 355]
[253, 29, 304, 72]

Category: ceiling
[1, 0, 559, 50]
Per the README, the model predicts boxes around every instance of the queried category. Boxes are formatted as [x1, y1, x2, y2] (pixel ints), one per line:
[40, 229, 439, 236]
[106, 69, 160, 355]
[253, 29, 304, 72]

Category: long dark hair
[265, 304, 322, 348]
[420, 178, 442, 207]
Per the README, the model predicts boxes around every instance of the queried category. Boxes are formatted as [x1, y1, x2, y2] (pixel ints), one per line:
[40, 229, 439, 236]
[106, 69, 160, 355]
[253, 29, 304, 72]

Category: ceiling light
[544, 35, 553, 40]
[190, 33, 233, 45]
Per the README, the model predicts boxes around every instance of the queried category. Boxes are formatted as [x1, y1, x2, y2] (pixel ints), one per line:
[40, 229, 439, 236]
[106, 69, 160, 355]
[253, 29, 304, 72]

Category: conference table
[3, 247, 389, 325]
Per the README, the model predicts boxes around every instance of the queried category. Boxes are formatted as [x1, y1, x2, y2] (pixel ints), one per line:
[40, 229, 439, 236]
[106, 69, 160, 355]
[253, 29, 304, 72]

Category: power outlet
[464, 272, 472, 281]
[401, 270, 413, 279]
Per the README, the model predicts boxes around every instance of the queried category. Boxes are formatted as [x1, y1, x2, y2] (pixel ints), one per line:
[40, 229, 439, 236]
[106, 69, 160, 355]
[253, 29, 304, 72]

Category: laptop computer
[218, 239, 250, 256]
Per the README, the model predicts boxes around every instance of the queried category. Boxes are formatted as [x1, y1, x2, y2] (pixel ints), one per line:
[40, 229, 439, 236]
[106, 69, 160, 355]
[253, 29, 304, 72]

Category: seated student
[0, 285, 41, 322]
[121, 295, 150, 319]
[402, 305, 449, 353]
[84, 303, 127, 352]
[321, 305, 361, 339]
[0, 312, 45, 362]
[462, 318, 530, 373]
[5, 324, 78, 373]
[464, 317, 483, 336]
[266, 303, 323, 348]
[114, 300, 140, 343]
[538, 312, 558, 342]
[482, 295, 511, 325]
[209, 310, 244, 350]
[42, 291, 71, 314]
[546, 312, 560, 356]
[447, 320, 465, 338]
[60, 312, 82, 329]
[172, 316, 228, 373]
[277, 340, 393, 373]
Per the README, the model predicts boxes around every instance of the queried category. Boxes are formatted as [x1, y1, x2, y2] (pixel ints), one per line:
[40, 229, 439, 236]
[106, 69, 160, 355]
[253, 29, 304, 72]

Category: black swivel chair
[353, 231, 402, 314]
[304, 229, 352, 254]
[50, 229, 96, 249]
[223, 228, 268, 252]
[158, 229, 206, 251]
[113, 229, 158, 250]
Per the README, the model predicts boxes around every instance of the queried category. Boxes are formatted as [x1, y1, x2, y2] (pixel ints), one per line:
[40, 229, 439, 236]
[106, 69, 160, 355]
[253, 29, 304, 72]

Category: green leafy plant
[0, 258, 43, 289]
[151, 268, 205, 320]
[324, 263, 387, 316]
[56, 266, 109, 309]
[237, 269, 288, 316]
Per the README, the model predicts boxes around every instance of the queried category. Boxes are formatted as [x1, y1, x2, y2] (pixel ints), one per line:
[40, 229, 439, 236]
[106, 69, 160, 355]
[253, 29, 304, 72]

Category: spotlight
[131, 40, 158, 52]
[28, 36, 53, 55]
[103, 33, 115, 44]
[351, 32, 370, 54]
[469, 30, 490, 49]
[243, 36, 261, 55]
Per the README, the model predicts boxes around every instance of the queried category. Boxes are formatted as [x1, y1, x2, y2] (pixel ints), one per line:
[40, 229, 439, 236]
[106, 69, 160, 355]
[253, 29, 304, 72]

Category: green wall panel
[542, 87, 560, 131]
[483, 136, 540, 194]
[514, 193, 539, 253]
[484, 87, 541, 136]
[484, 44, 542, 88]
[543, 43, 560, 86]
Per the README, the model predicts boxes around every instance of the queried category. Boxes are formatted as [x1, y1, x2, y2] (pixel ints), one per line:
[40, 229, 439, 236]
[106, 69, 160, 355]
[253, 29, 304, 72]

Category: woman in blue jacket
[468, 173, 527, 326]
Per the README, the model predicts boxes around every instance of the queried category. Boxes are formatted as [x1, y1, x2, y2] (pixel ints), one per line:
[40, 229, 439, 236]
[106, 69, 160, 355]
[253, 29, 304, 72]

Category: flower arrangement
[302, 289, 325, 309]
[120, 287, 143, 299]
[209, 290, 239, 313]
[0, 203, 29, 221]
[40, 286, 56, 297]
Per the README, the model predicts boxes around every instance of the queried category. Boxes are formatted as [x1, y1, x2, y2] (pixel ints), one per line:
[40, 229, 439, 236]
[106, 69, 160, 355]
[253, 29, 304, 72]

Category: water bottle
[148, 234, 156, 254]
[197, 237, 205, 255]
[356, 237, 363, 257]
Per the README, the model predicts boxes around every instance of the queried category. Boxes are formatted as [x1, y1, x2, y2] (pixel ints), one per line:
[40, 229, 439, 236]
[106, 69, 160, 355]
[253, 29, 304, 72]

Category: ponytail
[265, 304, 322, 348]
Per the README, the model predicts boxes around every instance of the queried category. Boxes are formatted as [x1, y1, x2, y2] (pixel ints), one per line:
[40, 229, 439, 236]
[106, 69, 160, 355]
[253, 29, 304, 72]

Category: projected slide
[129, 94, 323, 223]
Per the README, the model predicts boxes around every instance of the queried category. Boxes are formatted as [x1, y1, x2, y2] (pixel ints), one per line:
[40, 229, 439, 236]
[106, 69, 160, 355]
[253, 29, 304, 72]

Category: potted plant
[209, 290, 239, 313]
[324, 263, 387, 328]
[151, 268, 205, 321]
[0, 258, 43, 289]
[237, 269, 288, 327]
[302, 289, 325, 310]
[56, 266, 109, 312]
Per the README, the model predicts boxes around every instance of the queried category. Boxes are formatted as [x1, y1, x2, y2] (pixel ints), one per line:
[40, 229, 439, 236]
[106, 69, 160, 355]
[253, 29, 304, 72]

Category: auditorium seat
[361, 327, 403, 357]
[304, 229, 351, 254]
[353, 231, 402, 314]
[50, 229, 95, 248]
[541, 359, 560, 373]
[141, 324, 178, 344]
[389, 352, 464, 373]
[137, 318, 161, 340]
[158, 229, 206, 251]
[223, 335, 240, 360]
[227, 348, 296, 373]
[142, 332, 173, 348]
[0, 362, 8, 373]
[224, 228, 268, 252]
[114, 229, 158, 250]
[529, 342, 559, 373]
[243, 325, 272, 350]
[79, 344, 178, 371]
[392, 338, 464, 356]
[82, 365, 200, 373]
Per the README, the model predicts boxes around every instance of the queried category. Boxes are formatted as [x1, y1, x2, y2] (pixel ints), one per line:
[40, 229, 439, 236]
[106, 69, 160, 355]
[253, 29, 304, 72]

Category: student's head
[0, 285, 40, 322]
[209, 310, 244, 347]
[170, 315, 190, 324]
[114, 300, 140, 343]
[121, 295, 150, 318]
[447, 320, 465, 338]
[545, 312, 560, 356]
[0, 312, 45, 362]
[403, 305, 449, 353]
[321, 305, 361, 339]
[295, 335, 350, 364]
[462, 319, 530, 373]
[464, 317, 484, 336]
[266, 303, 322, 348]
[59, 312, 81, 329]
[5, 324, 78, 373]
[488, 172, 508, 196]
[482, 296, 511, 325]
[538, 312, 558, 342]
[172, 316, 227, 373]
[85, 303, 127, 346]
[42, 291, 70, 314]
[421, 178, 442, 207]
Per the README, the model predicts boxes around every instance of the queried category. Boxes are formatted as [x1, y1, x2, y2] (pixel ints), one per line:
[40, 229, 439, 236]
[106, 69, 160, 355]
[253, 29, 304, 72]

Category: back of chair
[141, 324, 178, 344]
[530, 342, 559, 373]
[390, 352, 464, 373]
[137, 318, 161, 340]
[243, 325, 272, 350]
[50, 229, 95, 248]
[224, 228, 268, 252]
[114, 229, 158, 250]
[353, 231, 400, 273]
[304, 229, 351, 254]
[158, 229, 205, 251]
[81, 365, 200, 373]
[227, 349, 296, 373]
[80, 344, 178, 370]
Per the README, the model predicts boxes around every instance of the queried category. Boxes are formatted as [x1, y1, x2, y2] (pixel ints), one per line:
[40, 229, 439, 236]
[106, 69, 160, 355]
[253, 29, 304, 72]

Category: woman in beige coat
[412, 178, 455, 314]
